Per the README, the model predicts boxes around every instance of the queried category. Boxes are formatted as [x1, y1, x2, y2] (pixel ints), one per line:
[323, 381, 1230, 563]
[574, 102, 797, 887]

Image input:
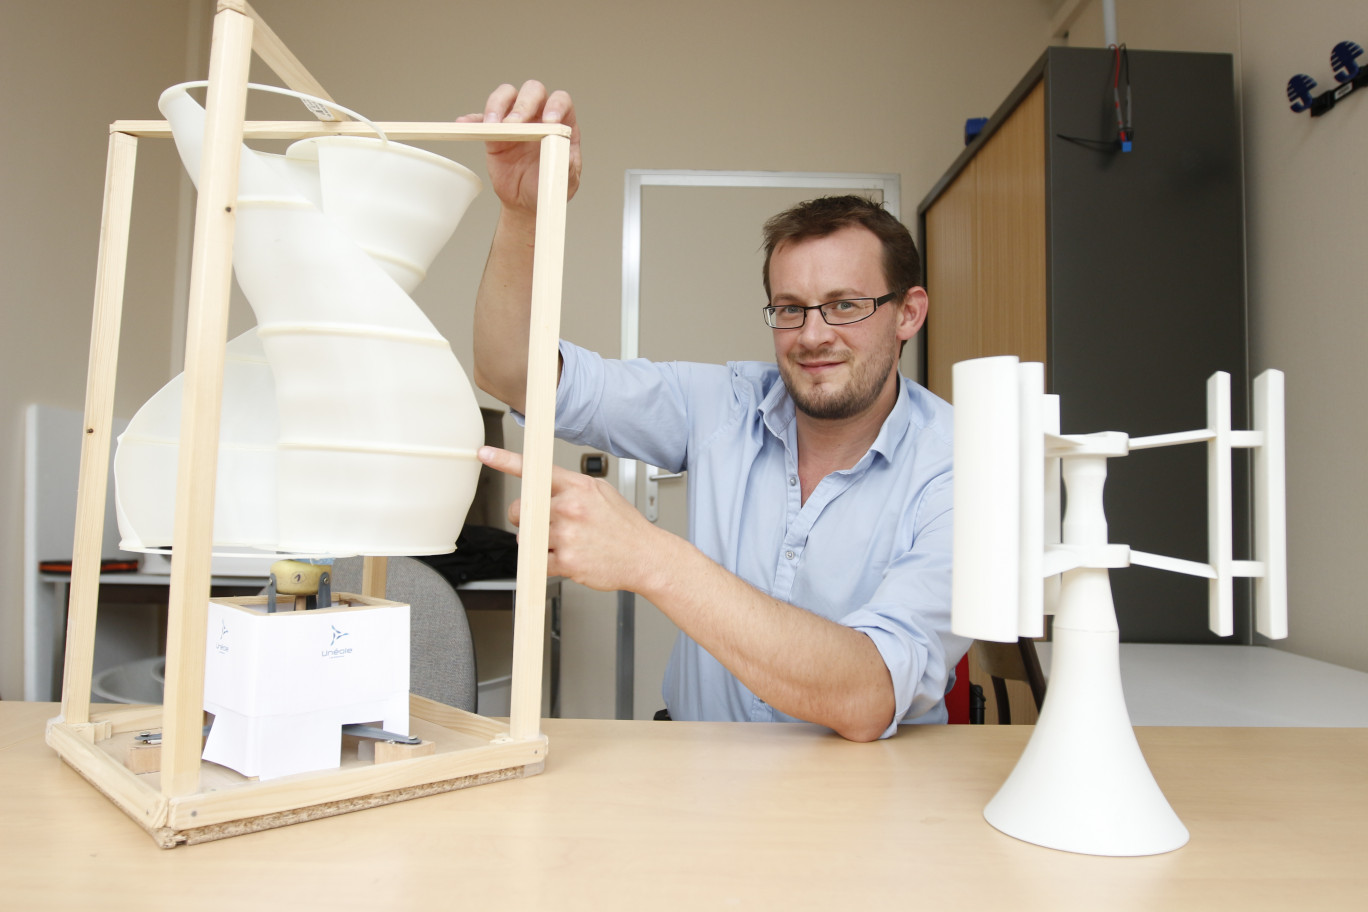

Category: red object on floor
[946, 654, 971, 724]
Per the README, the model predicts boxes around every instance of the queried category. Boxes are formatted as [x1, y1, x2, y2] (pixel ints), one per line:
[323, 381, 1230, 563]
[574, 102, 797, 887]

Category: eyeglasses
[762, 292, 899, 329]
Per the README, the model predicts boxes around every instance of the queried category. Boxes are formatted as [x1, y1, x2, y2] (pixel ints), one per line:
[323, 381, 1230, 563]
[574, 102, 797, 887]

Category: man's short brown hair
[761, 195, 922, 301]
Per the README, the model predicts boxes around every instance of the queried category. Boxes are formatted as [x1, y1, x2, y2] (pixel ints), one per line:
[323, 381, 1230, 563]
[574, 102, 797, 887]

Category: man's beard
[779, 342, 899, 421]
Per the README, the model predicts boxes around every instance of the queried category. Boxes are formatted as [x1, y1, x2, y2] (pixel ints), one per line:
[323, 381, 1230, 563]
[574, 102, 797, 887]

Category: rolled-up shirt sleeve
[838, 472, 965, 738]
[515, 340, 697, 471]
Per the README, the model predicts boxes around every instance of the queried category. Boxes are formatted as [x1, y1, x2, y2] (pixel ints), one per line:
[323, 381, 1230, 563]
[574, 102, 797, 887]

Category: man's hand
[478, 446, 665, 593]
[456, 81, 582, 218]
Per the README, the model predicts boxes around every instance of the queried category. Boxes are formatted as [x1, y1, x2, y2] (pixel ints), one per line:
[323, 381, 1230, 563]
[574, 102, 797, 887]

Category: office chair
[972, 638, 1047, 724]
[330, 556, 478, 713]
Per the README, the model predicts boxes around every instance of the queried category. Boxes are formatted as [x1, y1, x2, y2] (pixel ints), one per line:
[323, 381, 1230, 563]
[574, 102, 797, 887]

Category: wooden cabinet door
[925, 80, 1047, 403]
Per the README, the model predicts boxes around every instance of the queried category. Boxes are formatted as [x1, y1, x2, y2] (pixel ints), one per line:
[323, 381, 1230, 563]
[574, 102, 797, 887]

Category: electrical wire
[1056, 44, 1133, 153]
[1113, 44, 1133, 147]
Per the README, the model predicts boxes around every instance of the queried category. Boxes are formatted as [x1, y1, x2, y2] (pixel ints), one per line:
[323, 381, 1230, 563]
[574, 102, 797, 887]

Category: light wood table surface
[3, 702, 1365, 910]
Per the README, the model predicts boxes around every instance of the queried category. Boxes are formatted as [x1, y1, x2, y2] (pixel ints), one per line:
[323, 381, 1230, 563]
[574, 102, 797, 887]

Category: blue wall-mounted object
[1331, 40, 1362, 83]
[1287, 74, 1318, 112]
[1288, 39, 1366, 117]
[964, 117, 989, 146]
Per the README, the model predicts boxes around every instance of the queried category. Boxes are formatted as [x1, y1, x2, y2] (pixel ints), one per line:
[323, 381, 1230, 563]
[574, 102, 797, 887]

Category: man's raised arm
[459, 81, 581, 413]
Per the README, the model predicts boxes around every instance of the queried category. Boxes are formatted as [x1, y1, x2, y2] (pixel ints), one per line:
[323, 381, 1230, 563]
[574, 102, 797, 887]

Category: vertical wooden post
[60, 131, 139, 725]
[508, 134, 570, 741]
[159, 6, 254, 797]
[362, 556, 388, 598]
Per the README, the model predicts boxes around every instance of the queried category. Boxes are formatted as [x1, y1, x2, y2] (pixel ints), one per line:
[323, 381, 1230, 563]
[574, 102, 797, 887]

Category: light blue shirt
[550, 340, 968, 738]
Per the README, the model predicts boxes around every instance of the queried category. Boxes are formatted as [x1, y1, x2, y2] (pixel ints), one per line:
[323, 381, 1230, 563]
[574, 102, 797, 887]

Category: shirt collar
[759, 375, 796, 442]
[868, 378, 912, 463]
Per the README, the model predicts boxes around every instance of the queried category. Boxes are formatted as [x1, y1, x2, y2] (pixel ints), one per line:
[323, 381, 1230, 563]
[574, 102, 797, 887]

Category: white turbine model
[952, 356, 1287, 856]
[114, 83, 485, 557]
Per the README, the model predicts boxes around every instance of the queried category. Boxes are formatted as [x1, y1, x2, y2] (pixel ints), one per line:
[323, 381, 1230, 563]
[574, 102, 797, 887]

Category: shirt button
[788, 475, 797, 486]
[785, 550, 796, 560]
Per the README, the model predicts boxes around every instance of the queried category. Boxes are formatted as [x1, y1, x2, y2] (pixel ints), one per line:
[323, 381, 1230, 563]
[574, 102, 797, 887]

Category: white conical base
[984, 622, 1189, 856]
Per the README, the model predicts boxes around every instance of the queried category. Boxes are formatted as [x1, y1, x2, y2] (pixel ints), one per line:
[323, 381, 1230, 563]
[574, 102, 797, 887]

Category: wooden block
[126, 743, 163, 774]
[72, 720, 114, 743]
[123, 726, 213, 773]
[374, 740, 436, 764]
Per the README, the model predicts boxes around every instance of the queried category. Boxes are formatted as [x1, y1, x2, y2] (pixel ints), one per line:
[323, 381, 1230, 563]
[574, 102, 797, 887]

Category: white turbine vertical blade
[1207, 371, 1234, 637]
[952, 356, 1022, 642]
[1043, 394, 1062, 616]
[1018, 362, 1045, 638]
[1253, 370, 1288, 639]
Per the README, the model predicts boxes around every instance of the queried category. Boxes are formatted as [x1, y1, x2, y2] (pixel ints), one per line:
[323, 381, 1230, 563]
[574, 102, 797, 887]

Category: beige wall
[5, 0, 1359, 710]
[0, 0, 194, 700]
[1064, 0, 1368, 672]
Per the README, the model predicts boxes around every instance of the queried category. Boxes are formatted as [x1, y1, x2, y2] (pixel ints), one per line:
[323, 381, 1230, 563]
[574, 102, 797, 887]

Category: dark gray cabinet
[919, 47, 1249, 643]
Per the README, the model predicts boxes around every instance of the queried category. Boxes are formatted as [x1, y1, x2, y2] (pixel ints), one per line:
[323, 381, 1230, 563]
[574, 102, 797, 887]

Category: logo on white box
[322, 624, 353, 659]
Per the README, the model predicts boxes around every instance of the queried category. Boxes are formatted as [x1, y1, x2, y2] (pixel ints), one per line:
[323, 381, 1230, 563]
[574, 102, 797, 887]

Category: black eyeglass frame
[761, 291, 900, 329]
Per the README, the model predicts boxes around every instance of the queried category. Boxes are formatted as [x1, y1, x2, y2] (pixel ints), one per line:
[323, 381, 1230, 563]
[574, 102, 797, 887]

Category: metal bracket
[266, 561, 332, 612]
[341, 724, 421, 745]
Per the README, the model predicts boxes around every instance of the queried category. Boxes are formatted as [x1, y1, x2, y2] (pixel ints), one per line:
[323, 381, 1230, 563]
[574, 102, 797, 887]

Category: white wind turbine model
[952, 356, 1287, 856]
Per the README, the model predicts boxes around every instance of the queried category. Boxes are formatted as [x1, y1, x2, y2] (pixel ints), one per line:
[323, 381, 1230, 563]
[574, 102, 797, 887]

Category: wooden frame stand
[45, 0, 570, 847]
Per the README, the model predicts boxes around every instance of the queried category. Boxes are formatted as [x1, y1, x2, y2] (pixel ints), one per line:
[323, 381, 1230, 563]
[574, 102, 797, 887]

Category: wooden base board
[170, 765, 529, 847]
[46, 694, 546, 848]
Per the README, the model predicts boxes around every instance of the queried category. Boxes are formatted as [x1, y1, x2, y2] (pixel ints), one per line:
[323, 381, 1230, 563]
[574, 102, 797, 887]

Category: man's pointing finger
[478, 445, 523, 477]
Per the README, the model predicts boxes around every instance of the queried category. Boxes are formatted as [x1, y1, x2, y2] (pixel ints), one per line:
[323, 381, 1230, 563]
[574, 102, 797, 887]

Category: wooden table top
[3, 702, 1365, 910]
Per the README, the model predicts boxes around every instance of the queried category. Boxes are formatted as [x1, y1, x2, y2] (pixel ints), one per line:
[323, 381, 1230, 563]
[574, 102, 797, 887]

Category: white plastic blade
[952, 356, 1022, 642]
[1206, 372, 1234, 637]
[1253, 370, 1288, 639]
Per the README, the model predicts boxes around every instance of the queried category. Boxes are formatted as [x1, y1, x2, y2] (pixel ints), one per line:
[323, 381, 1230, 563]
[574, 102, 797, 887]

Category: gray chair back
[330, 556, 477, 713]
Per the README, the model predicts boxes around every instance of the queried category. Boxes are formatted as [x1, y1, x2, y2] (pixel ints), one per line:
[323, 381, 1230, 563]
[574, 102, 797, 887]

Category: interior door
[625, 172, 902, 719]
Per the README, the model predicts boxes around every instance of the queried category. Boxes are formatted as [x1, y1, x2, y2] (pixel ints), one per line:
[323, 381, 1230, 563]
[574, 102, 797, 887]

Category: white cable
[171, 80, 387, 143]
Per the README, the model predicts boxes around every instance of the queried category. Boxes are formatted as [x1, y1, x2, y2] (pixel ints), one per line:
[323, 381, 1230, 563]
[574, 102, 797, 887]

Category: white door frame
[614, 169, 902, 717]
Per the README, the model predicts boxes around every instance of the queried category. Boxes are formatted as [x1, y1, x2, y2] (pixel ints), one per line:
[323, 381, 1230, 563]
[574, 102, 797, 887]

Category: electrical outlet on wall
[580, 452, 608, 477]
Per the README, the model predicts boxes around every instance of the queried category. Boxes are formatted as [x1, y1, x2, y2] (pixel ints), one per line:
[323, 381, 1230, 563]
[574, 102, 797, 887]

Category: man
[463, 82, 966, 742]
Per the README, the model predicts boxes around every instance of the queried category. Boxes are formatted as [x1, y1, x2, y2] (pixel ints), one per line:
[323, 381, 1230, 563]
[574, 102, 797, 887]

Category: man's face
[768, 226, 923, 422]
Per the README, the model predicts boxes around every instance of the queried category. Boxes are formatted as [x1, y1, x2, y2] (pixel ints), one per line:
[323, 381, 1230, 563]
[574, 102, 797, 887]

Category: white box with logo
[202, 593, 410, 780]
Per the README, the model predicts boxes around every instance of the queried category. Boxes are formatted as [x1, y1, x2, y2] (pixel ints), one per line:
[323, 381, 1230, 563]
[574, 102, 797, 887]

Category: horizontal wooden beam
[112, 120, 573, 142]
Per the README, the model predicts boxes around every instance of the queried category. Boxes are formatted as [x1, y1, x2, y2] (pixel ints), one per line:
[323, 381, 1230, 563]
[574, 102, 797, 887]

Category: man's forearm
[472, 209, 541, 413]
[634, 532, 897, 742]
[481, 447, 899, 742]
